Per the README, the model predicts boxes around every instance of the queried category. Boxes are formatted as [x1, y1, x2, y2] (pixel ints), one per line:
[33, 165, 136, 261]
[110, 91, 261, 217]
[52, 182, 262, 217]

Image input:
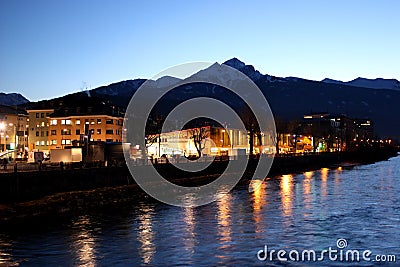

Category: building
[146, 126, 275, 158]
[47, 114, 123, 150]
[26, 109, 54, 153]
[0, 105, 29, 155]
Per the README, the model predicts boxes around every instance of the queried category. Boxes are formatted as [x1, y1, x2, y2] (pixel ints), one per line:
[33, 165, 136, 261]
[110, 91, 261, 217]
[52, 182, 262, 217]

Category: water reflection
[302, 171, 314, 215]
[250, 180, 267, 233]
[0, 240, 13, 265]
[71, 215, 97, 267]
[1, 157, 399, 267]
[183, 208, 196, 255]
[137, 207, 156, 265]
[216, 193, 232, 246]
[320, 168, 329, 198]
[280, 174, 293, 217]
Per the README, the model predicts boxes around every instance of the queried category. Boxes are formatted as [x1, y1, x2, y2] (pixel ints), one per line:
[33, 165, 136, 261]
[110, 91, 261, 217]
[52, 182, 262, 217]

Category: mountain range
[2, 58, 400, 141]
[0, 93, 29, 106]
[322, 77, 400, 90]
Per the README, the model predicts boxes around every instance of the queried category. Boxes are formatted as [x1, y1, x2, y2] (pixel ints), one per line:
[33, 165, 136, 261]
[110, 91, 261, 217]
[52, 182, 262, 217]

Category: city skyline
[1, 0, 400, 101]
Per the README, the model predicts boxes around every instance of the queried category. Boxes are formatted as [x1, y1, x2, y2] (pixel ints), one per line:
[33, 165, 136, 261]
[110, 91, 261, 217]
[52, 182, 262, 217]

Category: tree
[188, 127, 209, 159]
[272, 118, 287, 155]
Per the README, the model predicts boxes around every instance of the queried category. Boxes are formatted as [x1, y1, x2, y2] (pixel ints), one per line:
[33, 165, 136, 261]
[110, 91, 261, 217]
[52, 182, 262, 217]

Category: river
[1, 155, 399, 266]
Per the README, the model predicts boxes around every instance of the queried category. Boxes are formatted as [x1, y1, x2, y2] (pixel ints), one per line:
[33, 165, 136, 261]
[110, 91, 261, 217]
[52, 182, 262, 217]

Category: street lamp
[0, 122, 4, 152]
[9, 123, 17, 159]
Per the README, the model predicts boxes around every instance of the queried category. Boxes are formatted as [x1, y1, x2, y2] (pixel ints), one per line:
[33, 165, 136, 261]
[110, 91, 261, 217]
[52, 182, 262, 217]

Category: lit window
[97, 118, 102, 124]
[41, 141, 45, 146]
[50, 119, 57, 125]
[35, 141, 40, 146]
[51, 140, 57, 145]
[61, 139, 71, 145]
[61, 119, 71, 125]
[76, 120, 81, 125]
[41, 122, 45, 127]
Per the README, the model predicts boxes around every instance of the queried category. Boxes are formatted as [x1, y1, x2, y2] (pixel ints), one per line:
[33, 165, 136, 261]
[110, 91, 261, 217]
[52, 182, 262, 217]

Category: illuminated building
[0, 105, 29, 155]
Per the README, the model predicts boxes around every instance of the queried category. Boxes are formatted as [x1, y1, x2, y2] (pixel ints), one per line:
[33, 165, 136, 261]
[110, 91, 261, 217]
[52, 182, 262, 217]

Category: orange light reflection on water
[217, 193, 232, 245]
[280, 174, 293, 217]
[321, 168, 329, 198]
[250, 180, 267, 232]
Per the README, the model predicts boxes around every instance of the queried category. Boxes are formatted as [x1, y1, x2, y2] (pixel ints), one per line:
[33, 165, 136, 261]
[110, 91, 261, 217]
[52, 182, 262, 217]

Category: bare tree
[145, 135, 158, 154]
[188, 127, 209, 159]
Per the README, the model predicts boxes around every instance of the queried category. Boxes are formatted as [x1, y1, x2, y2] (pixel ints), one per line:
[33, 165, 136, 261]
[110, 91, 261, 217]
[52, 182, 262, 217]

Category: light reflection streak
[0, 242, 13, 265]
[321, 168, 329, 198]
[71, 215, 97, 267]
[280, 174, 293, 217]
[250, 180, 267, 233]
[137, 207, 155, 265]
[183, 207, 196, 254]
[302, 171, 314, 215]
[216, 193, 232, 246]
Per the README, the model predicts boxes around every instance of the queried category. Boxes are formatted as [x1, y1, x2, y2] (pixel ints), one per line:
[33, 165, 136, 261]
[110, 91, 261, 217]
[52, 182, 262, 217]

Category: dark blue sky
[1, 0, 399, 101]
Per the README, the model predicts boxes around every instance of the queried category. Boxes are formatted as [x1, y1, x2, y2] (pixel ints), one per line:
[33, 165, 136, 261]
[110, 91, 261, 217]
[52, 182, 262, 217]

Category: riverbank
[0, 147, 398, 226]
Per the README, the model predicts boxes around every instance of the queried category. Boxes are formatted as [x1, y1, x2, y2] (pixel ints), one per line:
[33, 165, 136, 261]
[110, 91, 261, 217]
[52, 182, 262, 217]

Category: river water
[0, 155, 399, 266]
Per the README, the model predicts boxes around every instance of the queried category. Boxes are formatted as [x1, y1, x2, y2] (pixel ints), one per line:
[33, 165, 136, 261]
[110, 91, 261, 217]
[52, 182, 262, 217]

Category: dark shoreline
[0, 148, 398, 227]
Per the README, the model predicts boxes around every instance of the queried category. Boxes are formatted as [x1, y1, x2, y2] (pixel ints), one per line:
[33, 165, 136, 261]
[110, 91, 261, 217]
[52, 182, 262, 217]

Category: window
[89, 129, 94, 135]
[106, 129, 113, 135]
[36, 131, 39, 137]
[61, 119, 71, 125]
[46, 141, 49, 146]
[90, 119, 95, 125]
[41, 141, 45, 146]
[76, 120, 81, 125]
[50, 119, 57, 125]
[51, 140, 57, 145]
[96, 129, 101, 134]
[41, 113, 44, 118]
[106, 139, 113, 142]
[35, 141, 40, 146]
[97, 118, 102, 124]
[106, 119, 113, 124]
[51, 130, 56, 135]
[41, 131, 44, 137]
[61, 129, 71, 135]
[85, 119, 89, 124]
[76, 129, 80, 135]
[61, 139, 71, 145]
[36, 113, 39, 118]
[41, 122, 45, 127]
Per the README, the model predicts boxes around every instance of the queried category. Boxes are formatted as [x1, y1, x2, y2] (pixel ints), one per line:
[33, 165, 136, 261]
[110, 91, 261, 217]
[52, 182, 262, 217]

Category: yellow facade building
[47, 114, 123, 150]
[27, 109, 54, 153]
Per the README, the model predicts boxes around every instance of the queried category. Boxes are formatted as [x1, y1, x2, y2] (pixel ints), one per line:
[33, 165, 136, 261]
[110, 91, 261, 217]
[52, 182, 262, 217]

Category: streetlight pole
[0, 122, 4, 152]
